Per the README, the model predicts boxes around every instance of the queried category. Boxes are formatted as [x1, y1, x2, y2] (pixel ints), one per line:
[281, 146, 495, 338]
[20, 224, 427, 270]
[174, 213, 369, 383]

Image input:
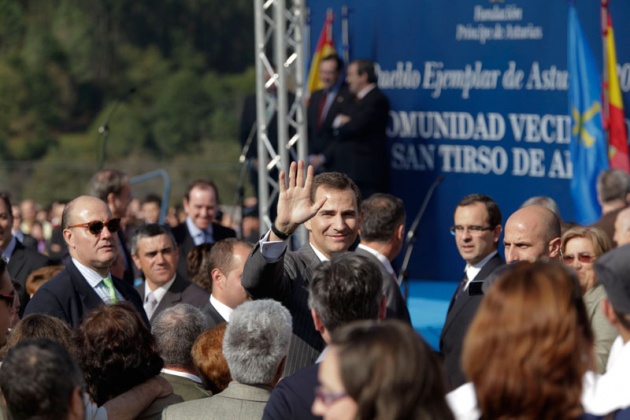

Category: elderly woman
[74, 302, 182, 419]
[312, 319, 454, 420]
[461, 261, 595, 419]
[562, 226, 618, 372]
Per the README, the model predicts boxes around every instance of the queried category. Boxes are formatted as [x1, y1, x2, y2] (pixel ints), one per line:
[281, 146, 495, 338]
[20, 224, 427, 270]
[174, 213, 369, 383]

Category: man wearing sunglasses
[440, 194, 504, 390]
[24, 196, 149, 327]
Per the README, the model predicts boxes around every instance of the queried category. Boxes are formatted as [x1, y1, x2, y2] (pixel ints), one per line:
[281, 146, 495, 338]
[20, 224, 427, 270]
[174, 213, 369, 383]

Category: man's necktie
[145, 292, 158, 320]
[453, 271, 469, 303]
[102, 276, 118, 304]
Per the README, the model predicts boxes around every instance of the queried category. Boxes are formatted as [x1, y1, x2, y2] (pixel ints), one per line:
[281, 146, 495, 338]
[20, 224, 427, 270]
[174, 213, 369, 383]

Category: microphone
[397, 175, 445, 298]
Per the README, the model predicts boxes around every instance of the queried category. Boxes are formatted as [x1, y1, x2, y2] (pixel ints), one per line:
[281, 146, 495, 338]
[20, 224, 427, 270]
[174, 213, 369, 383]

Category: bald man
[503, 205, 561, 263]
[613, 207, 630, 247]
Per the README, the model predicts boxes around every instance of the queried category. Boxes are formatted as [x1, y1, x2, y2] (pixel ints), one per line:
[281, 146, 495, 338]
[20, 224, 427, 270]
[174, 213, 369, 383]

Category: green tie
[102, 276, 118, 304]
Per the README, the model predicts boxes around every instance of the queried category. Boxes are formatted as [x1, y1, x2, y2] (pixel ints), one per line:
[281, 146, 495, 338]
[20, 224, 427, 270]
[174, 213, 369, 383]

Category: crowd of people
[0, 55, 630, 419]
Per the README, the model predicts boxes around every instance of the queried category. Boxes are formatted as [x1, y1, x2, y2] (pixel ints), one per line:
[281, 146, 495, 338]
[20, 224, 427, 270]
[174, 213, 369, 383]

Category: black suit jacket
[24, 260, 149, 328]
[201, 299, 227, 328]
[171, 222, 237, 278]
[242, 243, 326, 376]
[354, 246, 411, 324]
[307, 84, 352, 164]
[135, 274, 210, 322]
[333, 87, 390, 197]
[263, 363, 320, 420]
[439, 253, 504, 389]
[8, 240, 52, 316]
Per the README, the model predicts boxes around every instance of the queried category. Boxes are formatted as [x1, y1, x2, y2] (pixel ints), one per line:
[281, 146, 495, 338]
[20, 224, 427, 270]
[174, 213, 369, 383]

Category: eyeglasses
[563, 254, 596, 264]
[0, 292, 14, 306]
[314, 386, 348, 406]
[67, 218, 121, 235]
[450, 225, 493, 236]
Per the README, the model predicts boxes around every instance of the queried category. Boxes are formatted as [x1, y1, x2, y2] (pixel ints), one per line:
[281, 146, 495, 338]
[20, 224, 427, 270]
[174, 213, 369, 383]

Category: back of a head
[360, 193, 405, 243]
[152, 304, 208, 368]
[521, 196, 561, 220]
[594, 244, 630, 330]
[75, 303, 163, 405]
[0, 314, 73, 361]
[597, 169, 630, 203]
[462, 261, 594, 419]
[308, 253, 383, 333]
[331, 320, 453, 420]
[0, 338, 84, 420]
[192, 323, 231, 395]
[223, 300, 292, 386]
[88, 169, 128, 201]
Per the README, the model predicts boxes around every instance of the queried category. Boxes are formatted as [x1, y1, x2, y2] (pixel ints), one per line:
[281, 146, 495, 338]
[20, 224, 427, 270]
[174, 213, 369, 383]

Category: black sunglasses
[0, 292, 14, 306]
[67, 218, 121, 235]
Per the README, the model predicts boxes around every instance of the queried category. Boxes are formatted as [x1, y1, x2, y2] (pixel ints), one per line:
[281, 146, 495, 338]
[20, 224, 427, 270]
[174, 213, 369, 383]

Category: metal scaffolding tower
[253, 0, 308, 240]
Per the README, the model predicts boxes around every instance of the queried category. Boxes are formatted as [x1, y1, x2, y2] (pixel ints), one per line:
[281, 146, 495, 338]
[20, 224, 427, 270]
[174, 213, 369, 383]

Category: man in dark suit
[355, 193, 411, 323]
[0, 193, 51, 316]
[263, 253, 385, 420]
[307, 54, 351, 174]
[24, 196, 148, 328]
[332, 59, 390, 199]
[132, 224, 209, 323]
[201, 239, 252, 327]
[171, 180, 236, 277]
[440, 194, 504, 390]
[242, 162, 363, 376]
[88, 169, 135, 285]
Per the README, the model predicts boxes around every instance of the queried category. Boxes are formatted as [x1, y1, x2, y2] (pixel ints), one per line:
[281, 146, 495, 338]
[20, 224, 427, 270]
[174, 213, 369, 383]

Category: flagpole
[342, 6, 350, 64]
[601, 0, 611, 142]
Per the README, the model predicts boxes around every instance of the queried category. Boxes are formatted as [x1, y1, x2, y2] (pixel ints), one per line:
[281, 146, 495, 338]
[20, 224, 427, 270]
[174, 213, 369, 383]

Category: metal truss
[254, 0, 308, 241]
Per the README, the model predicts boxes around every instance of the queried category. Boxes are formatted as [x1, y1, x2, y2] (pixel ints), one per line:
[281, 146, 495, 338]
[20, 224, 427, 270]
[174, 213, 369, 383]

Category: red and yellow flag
[307, 10, 336, 94]
[602, 4, 630, 172]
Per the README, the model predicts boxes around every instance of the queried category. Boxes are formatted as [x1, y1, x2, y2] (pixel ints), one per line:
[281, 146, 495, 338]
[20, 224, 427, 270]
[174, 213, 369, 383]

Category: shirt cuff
[259, 230, 288, 262]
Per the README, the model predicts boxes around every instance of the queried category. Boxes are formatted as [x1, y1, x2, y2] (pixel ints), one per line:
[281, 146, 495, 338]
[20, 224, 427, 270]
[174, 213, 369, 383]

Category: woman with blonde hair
[462, 261, 595, 419]
[562, 225, 618, 372]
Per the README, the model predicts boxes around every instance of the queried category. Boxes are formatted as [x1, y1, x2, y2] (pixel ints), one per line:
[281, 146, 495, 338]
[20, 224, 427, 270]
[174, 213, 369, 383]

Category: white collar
[72, 257, 111, 288]
[161, 368, 203, 384]
[210, 294, 233, 322]
[144, 275, 177, 305]
[357, 243, 395, 275]
[1, 236, 16, 262]
[356, 83, 376, 100]
[309, 244, 329, 262]
[464, 250, 498, 286]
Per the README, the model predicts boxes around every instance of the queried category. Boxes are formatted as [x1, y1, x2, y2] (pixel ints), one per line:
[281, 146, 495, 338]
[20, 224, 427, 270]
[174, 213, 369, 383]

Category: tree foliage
[0, 0, 257, 205]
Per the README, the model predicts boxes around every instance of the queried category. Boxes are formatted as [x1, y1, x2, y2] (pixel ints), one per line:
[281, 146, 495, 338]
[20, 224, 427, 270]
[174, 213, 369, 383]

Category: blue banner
[307, 0, 630, 281]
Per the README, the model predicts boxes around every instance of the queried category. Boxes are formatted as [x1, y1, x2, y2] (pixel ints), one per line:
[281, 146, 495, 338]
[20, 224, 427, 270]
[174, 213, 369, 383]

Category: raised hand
[272, 160, 327, 239]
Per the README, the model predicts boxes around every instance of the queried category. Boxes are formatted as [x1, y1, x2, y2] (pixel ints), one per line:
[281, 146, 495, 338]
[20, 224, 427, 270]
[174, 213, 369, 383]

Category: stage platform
[407, 280, 457, 350]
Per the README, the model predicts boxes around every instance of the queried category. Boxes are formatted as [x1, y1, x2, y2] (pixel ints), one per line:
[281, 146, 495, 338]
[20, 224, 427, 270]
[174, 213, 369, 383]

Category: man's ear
[131, 254, 142, 271]
[493, 225, 502, 244]
[311, 308, 326, 333]
[68, 386, 85, 420]
[548, 237, 561, 259]
[396, 224, 405, 242]
[63, 229, 75, 249]
[211, 268, 224, 289]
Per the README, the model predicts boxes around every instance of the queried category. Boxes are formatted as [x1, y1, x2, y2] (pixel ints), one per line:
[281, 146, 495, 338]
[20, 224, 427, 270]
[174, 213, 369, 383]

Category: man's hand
[272, 161, 327, 240]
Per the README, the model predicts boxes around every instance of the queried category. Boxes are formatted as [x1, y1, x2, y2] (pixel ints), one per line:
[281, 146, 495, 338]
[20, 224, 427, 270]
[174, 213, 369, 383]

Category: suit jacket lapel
[297, 244, 322, 283]
[67, 261, 104, 311]
[7, 243, 27, 281]
[153, 275, 185, 317]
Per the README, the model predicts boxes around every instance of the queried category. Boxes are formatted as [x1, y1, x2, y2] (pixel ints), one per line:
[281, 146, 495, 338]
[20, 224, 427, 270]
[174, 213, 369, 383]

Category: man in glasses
[24, 195, 148, 327]
[440, 194, 504, 390]
[0, 192, 51, 317]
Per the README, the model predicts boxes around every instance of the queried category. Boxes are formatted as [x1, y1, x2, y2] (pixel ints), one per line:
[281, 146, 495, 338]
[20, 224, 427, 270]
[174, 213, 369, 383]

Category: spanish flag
[602, 3, 630, 172]
[307, 10, 336, 94]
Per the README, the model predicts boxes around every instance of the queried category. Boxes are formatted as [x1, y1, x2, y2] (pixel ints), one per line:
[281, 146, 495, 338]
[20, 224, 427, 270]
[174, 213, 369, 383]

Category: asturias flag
[568, 5, 609, 224]
[307, 11, 336, 95]
[603, 7, 630, 172]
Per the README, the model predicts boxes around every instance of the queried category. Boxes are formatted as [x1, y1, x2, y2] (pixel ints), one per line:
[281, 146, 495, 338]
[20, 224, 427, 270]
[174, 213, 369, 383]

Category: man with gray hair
[132, 224, 209, 322]
[163, 299, 292, 419]
[152, 304, 211, 402]
[592, 169, 630, 245]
